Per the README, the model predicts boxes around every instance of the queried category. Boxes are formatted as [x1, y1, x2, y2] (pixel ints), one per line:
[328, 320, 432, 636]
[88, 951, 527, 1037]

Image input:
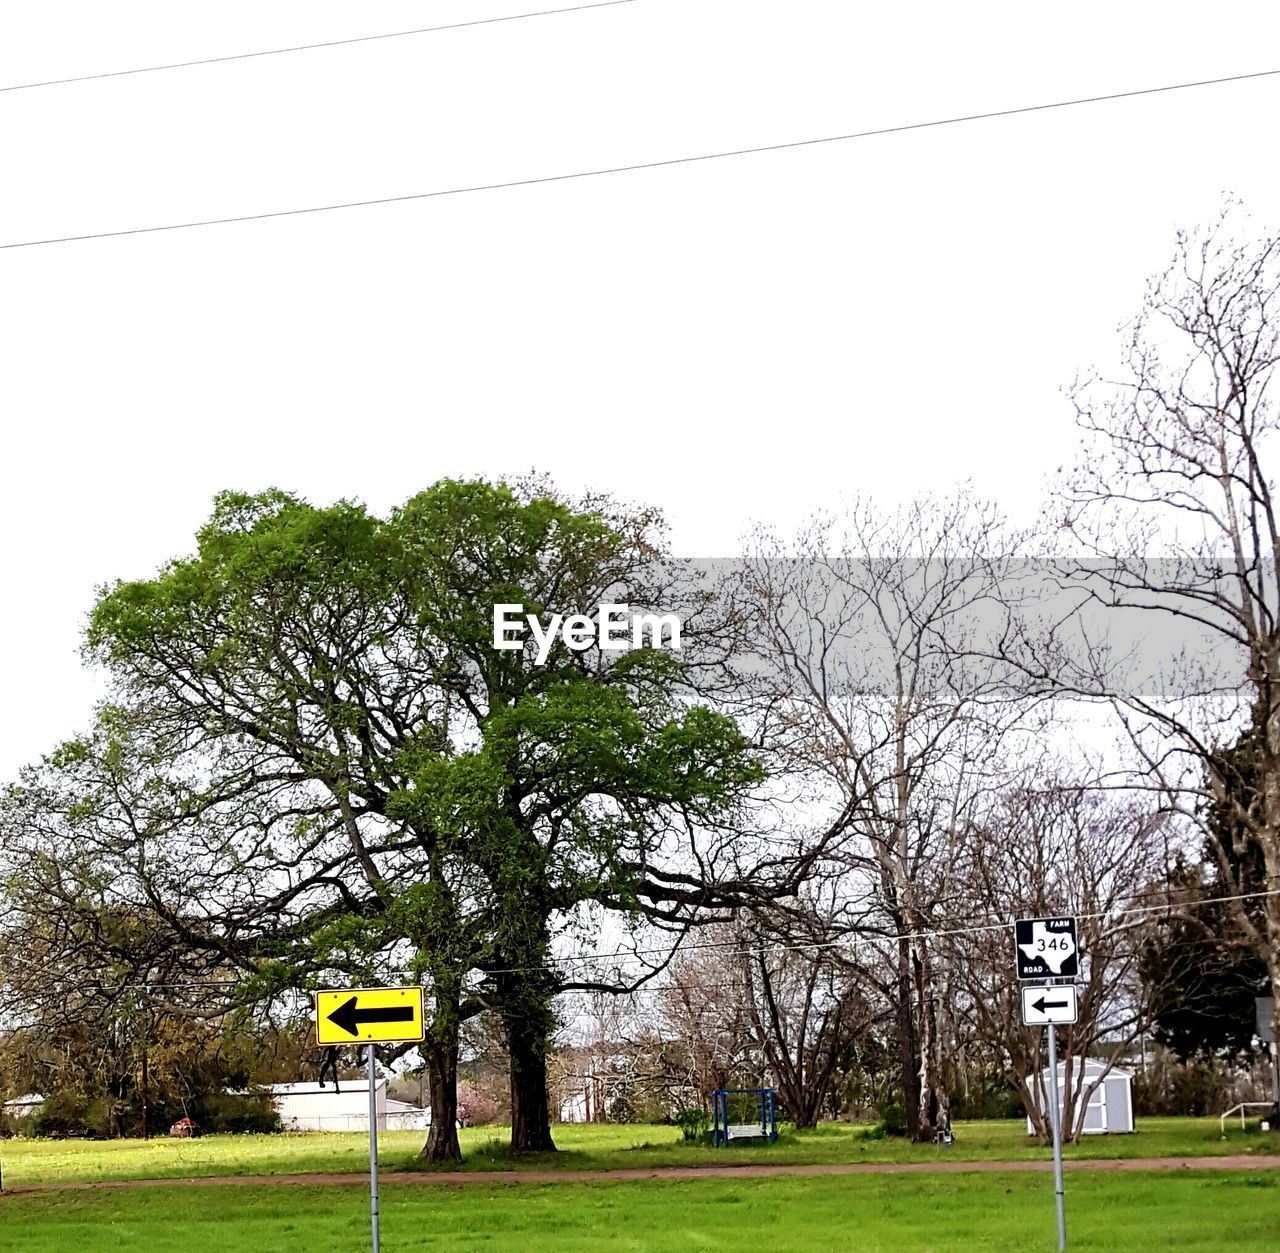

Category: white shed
[1025, 1060, 1135, 1135]
[385, 1098, 431, 1131]
[2, 1093, 45, 1118]
[261, 1079, 391, 1132]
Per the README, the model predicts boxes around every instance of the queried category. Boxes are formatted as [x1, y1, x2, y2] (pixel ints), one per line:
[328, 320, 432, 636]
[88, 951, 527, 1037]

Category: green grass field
[2, 1117, 1275, 1187]
[3, 1171, 1277, 1251]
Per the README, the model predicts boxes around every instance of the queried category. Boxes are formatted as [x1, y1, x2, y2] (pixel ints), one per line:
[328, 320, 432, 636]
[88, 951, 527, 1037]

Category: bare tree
[736, 891, 872, 1128]
[740, 491, 1033, 1140]
[659, 929, 762, 1101]
[1056, 202, 1280, 1049]
[954, 779, 1171, 1141]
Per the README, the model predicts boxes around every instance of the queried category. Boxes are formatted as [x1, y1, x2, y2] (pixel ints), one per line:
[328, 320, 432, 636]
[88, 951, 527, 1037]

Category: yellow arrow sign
[314, 986, 425, 1045]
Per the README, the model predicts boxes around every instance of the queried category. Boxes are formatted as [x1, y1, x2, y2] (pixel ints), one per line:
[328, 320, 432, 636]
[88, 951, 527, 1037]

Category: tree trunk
[1022, 1082, 1052, 1144]
[139, 1045, 149, 1141]
[773, 1061, 821, 1128]
[895, 935, 921, 1139]
[418, 1040, 462, 1164]
[790, 1099, 820, 1130]
[1259, 700, 1280, 1068]
[912, 942, 950, 1143]
[507, 1008, 556, 1152]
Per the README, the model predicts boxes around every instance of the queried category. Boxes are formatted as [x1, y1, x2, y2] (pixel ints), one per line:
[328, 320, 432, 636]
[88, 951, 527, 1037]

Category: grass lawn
[2, 1117, 1276, 1187]
[2, 1170, 1278, 1250]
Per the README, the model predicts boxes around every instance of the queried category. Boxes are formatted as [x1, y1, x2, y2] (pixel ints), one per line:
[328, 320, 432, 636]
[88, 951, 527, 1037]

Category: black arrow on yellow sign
[326, 995, 415, 1038]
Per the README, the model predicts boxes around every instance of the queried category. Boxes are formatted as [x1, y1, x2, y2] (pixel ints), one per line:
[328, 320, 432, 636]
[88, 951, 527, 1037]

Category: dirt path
[5, 1154, 1278, 1196]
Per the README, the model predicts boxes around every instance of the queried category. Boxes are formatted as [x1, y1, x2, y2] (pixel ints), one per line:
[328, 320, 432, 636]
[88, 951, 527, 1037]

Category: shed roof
[384, 1099, 427, 1114]
[257, 1080, 386, 1096]
[2, 1093, 45, 1108]
[1034, 1060, 1133, 1079]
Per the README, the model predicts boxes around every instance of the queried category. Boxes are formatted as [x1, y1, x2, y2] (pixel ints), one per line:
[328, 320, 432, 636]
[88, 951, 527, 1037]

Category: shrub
[877, 1102, 909, 1137]
[949, 1073, 1024, 1120]
[607, 1092, 637, 1124]
[672, 1106, 709, 1143]
[196, 1090, 281, 1134]
[33, 1091, 92, 1138]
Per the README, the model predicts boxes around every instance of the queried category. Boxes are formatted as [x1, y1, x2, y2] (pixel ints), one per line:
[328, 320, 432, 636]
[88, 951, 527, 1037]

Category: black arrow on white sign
[1033, 996, 1070, 1014]
[326, 995, 415, 1038]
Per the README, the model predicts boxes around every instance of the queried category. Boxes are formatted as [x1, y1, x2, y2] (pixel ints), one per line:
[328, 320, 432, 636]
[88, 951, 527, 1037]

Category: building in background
[1, 1093, 44, 1120]
[1025, 1061, 1135, 1135]
[245, 1079, 428, 1132]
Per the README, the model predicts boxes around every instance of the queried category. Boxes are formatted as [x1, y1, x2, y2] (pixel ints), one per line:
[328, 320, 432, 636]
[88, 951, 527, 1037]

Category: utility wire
[2, 66, 1277, 253]
[37, 885, 1280, 994]
[522, 885, 1280, 972]
[0, 1, 638, 95]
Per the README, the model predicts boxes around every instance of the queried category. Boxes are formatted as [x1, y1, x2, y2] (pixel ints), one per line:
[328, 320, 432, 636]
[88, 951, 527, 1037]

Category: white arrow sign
[1020, 983, 1078, 1027]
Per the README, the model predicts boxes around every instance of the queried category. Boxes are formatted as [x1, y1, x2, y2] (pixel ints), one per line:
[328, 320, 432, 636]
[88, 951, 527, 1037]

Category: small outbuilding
[246, 1079, 392, 1132]
[2, 1093, 45, 1118]
[384, 1098, 430, 1131]
[1025, 1059, 1135, 1135]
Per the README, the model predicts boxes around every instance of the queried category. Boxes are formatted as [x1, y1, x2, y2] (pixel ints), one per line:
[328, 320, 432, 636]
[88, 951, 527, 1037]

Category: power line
[0, 1, 639, 95]
[2, 65, 1277, 253]
[41, 885, 1280, 994]
[535, 885, 1280, 973]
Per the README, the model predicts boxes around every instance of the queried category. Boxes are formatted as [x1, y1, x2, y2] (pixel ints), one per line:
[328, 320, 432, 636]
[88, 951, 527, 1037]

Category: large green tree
[383, 483, 761, 1149]
[67, 479, 761, 1155]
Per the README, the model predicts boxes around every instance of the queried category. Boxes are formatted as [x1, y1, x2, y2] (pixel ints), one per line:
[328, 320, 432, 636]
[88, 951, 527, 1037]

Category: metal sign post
[1013, 918, 1078, 1251]
[1045, 1023, 1067, 1251]
[367, 1044, 380, 1253]
[315, 986, 425, 1252]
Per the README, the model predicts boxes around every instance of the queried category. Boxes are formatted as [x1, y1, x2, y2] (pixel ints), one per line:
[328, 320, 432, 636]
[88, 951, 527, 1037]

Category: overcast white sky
[2, 0, 1280, 779]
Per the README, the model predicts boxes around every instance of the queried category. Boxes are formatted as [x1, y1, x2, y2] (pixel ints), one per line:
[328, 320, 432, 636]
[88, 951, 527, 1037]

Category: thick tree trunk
[1267, 892, 1280, 1068]
[773, 1064, 821, 1128]
[506, 1009, 556, 1152]
[418, 1037, 462, 1164]
[790, 1097, 821, 1130]
[1022, 1081, 1052, 1144]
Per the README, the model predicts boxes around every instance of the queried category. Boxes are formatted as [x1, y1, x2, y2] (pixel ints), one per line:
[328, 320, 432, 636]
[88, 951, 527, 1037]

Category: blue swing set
[711, 1088, 778, 1147]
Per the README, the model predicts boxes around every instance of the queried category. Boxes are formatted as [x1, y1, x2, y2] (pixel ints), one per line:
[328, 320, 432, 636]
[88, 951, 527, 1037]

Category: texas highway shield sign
[314, 986, 426, 1045]
[1013, 916, 1079, 981]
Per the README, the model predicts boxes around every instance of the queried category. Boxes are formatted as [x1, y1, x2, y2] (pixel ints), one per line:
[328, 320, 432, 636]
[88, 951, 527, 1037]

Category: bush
[877, 1102, 909, 1137]
[196, 1090, 280, 1135]
[1131, 1060, 1237, 1118]
[33, 1091, 93, 1138]
[949, 1074, 1025, 1120]
[672, 1106, 709, 1143]
[0, 1107, 36, 1138]
[607, 1092, 637, 1124]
